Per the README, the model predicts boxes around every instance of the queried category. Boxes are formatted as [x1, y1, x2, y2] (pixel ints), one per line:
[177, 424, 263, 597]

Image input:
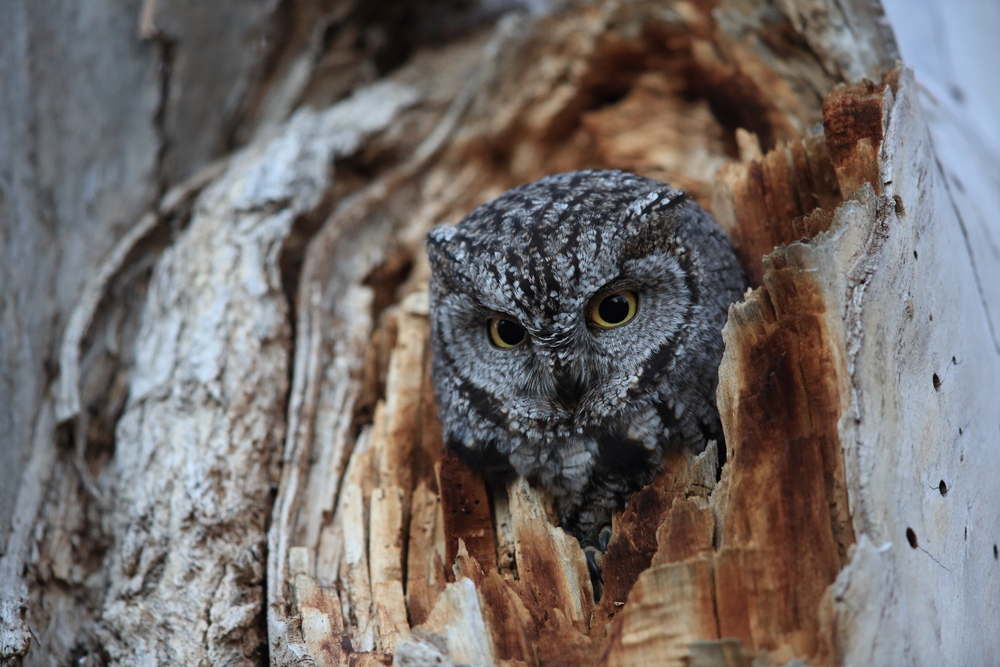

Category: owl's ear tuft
[427, 224, 459, 268]
[623, 188, 687, 230]
[426, 224, 473, 289]
[427, 223, 458, 245]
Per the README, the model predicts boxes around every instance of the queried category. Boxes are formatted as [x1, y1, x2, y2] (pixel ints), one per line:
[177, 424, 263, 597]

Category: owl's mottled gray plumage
[427, 170, 745, 542]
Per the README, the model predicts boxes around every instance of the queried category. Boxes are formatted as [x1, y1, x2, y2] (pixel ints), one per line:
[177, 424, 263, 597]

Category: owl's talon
[598, 524, 612, 552]
[584, 545, 603, 582]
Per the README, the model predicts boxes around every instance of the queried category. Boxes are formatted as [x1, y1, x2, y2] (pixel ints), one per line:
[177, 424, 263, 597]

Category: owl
[426, 170, 745, 547]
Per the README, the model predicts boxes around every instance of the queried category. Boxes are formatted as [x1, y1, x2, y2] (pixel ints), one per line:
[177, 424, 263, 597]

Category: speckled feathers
[427, 170, 745, 539]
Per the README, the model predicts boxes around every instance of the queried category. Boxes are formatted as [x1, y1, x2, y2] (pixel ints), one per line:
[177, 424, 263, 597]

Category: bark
[2, 1, 998, 666]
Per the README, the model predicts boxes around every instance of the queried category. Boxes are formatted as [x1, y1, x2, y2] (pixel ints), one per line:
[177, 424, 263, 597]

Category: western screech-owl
[427, 170, 745, 543]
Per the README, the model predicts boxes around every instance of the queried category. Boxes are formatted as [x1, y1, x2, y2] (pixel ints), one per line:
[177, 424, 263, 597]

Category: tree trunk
[2, 1, 998, 666]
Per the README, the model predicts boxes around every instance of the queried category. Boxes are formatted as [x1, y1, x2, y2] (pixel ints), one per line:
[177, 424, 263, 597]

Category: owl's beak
[552, 367, 585, 409]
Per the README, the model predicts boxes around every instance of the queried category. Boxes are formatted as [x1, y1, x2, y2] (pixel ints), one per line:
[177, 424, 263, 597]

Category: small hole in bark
[964, 527, 968, 541]
[906, 527, 918, 549]
[929, 314, 934, 321]
[933, 374, 942, 391]
[938, 480, 948, 496]
[994, 544, 998, 560]
[913, 250, 918, 259]
[894, 194, 905, 216]
[959, 427, 963, 435]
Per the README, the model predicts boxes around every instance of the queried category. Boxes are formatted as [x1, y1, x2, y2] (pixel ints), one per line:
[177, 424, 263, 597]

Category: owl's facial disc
[427, 170, 708, 437]
[434, 244, 692, 427]
[461, 274, 677, 421]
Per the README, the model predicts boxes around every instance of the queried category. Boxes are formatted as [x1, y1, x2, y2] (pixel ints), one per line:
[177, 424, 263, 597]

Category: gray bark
[0, 0, 292, 548]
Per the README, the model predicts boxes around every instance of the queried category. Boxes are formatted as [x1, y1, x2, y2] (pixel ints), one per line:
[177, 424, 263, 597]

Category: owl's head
[427, 170, 737, 453]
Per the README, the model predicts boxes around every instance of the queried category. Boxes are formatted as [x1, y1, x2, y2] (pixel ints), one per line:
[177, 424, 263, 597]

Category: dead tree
[2, 0, 998, 665]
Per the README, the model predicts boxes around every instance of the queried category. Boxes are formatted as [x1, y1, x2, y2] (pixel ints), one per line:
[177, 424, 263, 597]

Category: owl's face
[427, 171, 698, 443]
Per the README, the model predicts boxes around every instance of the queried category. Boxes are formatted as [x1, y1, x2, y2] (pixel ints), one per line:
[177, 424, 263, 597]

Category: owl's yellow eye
[489, 317, 526, 348]
[589, 291, 638, 328]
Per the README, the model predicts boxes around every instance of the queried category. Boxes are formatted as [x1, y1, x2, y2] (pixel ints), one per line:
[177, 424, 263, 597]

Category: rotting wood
[295, 572, 346, 667]
[437, 451, 496, 578]
[339, 432, 378, 653]
[378, 297, 430, 509]
[712, 132, 842, 286]
[369, 487, 408, 653]
[822, 76, 896, 200]
[404, 480, 447, 628]
[601, 559, 718, 667]
[263, 3, 928, 666]
[597, 445, 717, 612]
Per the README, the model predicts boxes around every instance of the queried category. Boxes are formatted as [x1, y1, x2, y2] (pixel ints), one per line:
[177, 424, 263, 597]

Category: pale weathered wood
[369, 487, 409, 653]
[404, 480, 447, 628]
[2, 0, 295, 614]
[0, 0, 162, 580]
[825, 70, 1000, 664]
[395, 576, 497, 667]
[378, 297, 431, 501]
[310, 288, 376, 547]
[602, 559, 718, 667]
[337, 434, 377, 653]
[32, 79, 415, 666]
[295, 572, 346, 667]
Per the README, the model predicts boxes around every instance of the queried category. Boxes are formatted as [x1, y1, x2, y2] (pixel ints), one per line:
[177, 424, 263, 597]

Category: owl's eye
[488, 317, 526, 348]
[590, 291, 638, 328]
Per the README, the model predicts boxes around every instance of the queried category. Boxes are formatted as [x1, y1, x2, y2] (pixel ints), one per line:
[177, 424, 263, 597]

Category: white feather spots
[626, 190, 666, 219]
[427, 169, 744, 539]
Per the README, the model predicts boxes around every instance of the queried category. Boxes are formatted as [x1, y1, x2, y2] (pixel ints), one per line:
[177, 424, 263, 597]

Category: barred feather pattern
[427, 170, 745, 541]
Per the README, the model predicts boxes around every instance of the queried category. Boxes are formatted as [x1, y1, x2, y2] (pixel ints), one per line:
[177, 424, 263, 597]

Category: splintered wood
[712, 131, 842, 287]
[279, 78, 908, 665]
[284, 291, 603, 666]
[266, 1, 926, 663]
[270, 69, 964, 666]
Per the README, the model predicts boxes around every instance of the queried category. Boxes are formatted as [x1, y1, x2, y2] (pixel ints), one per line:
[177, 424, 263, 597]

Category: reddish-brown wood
[438, 451, 497, 579]
[713, 134, 842, 287]
[823, 78, 893, 199]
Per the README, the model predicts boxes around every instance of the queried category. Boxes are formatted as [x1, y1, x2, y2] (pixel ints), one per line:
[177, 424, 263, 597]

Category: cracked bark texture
[2, 0, 999, 666]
